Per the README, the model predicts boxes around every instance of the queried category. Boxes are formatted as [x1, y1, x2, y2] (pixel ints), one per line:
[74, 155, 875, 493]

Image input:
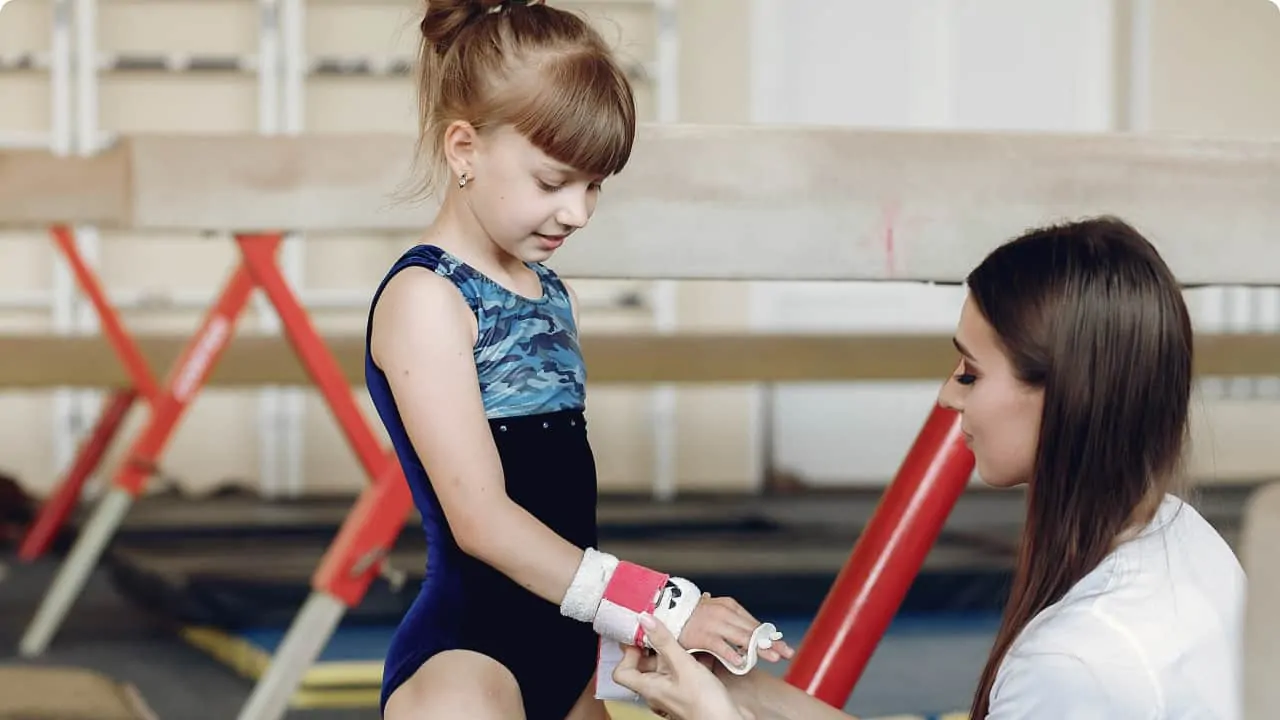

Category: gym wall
[0, 0, 1277, 501]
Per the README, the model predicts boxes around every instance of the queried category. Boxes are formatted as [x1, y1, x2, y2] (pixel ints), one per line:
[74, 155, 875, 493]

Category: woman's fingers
[635, 650, 661, 674]
[612, 643, 648, 686]
[640, 612, 686, 656]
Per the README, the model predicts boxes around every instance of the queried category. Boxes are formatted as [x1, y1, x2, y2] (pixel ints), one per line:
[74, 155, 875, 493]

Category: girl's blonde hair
[412, 0, 637, 198]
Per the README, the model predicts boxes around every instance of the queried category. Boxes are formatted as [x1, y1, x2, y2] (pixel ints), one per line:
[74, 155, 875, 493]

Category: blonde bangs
[505, 51, 636, 178]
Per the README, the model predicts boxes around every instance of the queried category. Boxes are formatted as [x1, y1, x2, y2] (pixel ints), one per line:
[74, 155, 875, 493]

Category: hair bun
[420, 0, 535, 52]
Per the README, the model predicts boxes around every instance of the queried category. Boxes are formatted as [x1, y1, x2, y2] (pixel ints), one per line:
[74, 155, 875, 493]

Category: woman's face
[937, 294, 1044, 488]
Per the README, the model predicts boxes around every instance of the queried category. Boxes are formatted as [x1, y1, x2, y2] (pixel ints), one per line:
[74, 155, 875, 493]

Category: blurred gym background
[0, 0, 1277, 718]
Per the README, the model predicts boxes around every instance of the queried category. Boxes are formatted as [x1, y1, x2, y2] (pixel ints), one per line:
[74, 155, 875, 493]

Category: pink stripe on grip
[602, 562, 669, 645]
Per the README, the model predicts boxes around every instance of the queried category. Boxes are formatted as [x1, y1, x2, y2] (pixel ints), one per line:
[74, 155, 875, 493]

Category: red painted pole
[783, 403, 975, 707]
[18, 389, 137, 561]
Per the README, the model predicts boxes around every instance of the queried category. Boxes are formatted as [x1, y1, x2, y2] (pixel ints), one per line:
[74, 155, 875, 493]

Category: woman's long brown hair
[966, 216, 1193, 718]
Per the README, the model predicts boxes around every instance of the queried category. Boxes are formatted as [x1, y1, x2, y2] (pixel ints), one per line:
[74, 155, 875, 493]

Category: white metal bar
[282, 0, 306, 134]
[49, 0, 75, 479]
[281, 0, 307, 498]
[0, 129, 112, 149]
[18, 488, 134, 657]
[649, 0, 678, 503]
[72, 0, 104, 493]
[0, 287, 645, 313]
[1126, 0, 1152, 136]
[256, 0, 283, 499]
[0, 52, 653, 81]
[236, 592, 347, 720]
[0, 52, 50, 71]
[0, 132, 56, 149]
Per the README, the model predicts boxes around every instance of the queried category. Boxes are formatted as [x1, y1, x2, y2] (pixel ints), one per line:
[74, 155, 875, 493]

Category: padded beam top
[0, 333, 955, 387]
[1, 331, 1277, 388]
[2, 126, 1278, 283]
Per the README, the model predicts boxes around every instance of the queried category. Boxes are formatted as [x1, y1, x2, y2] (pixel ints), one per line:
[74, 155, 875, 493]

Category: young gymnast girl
[612, 216, 1246, 720]
[363, 1, 793, 718]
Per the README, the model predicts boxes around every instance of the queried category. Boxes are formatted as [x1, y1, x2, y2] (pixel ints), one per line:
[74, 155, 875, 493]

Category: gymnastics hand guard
[561, 548, 786, 702]
[560, 547, 700, 650]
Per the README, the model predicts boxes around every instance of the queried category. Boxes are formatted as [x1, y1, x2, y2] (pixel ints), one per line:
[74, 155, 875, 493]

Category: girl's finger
[718, 623, 756, 653]
[707, 603, 761, 636]
[709, 639, 744, 668]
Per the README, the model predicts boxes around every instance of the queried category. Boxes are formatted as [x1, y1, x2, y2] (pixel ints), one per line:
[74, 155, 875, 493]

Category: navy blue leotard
[366, 245, 599, 719]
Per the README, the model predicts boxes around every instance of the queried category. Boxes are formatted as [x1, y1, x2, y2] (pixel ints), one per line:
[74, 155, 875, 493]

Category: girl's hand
[678, 593, 795, 670]
[614, 613, 749, 720]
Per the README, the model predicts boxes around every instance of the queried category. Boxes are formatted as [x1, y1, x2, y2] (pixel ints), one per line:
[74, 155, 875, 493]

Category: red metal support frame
[236, 236, 390, 480]
[17, 388, 137, 560]
[48, 225, 161, 401]
[782, 403, 975, 707]
[20, 230, 415, 660]
[110, 263, 259, 495]
[18, 225, 164, 561]
[235, 234, 411, 605]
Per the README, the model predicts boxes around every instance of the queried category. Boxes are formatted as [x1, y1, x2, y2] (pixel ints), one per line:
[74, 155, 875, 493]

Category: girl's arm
[371, 267, 585, 604]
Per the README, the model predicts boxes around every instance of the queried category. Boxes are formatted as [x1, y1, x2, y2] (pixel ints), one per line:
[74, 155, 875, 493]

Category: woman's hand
[614, 613, 750, 720]
[680, 594, 795, 669]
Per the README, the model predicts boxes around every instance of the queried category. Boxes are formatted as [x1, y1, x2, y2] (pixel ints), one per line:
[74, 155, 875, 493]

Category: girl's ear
[443, 120, 479, 181]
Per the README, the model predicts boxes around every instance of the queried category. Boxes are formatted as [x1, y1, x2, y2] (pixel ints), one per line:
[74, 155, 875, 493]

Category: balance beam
[3, 331, 1280, 388]
[2, 126, 1279, 284]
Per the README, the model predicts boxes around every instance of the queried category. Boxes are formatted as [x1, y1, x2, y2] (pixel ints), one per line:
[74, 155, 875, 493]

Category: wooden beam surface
[1, 126, 1278, 283]
[0, 331, 1277, 388]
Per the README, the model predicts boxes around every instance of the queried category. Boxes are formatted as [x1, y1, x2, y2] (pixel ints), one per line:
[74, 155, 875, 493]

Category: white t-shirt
[987, 493, 1246, 719]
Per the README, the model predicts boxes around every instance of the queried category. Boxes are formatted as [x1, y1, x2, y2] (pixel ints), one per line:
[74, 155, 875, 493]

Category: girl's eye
[955, 372, 977, 386]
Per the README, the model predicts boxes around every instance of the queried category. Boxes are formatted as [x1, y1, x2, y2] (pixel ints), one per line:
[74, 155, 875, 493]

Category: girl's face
[457, 124, 605, 264]
[937, 294, 1044, 488]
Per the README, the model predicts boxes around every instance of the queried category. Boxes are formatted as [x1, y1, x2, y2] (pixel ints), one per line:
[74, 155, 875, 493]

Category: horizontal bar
[0, 51, 652, 80]
[0, 132, 54, 150]
[98, 0, 660, 6]
[2, 127, 1279, 284]
[1, 331, 1278, 388]
[0, 288, 645, 313]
